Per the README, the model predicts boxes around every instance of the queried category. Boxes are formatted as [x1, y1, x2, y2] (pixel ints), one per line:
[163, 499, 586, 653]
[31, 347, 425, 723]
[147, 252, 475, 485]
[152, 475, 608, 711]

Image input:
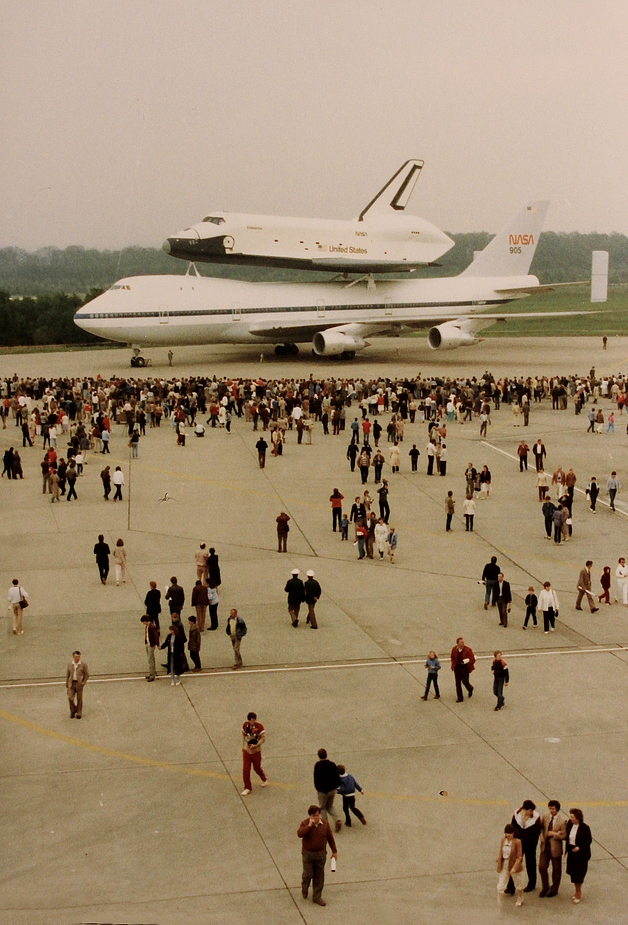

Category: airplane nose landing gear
[130, 346, 150, 368]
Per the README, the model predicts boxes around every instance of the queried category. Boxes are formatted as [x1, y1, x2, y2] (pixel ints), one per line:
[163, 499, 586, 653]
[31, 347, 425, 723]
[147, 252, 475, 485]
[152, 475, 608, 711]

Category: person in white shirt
[7, 579, 28, 634]
[463, 497, 476, 531]
[374, 518, 388, 559]
[112, 466, 124, 501]
[538, 581, 559, 633]
[615, 557, 628, 604]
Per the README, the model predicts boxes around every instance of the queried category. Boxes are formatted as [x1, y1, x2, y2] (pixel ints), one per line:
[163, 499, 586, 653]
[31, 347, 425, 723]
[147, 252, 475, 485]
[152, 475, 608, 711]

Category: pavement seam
[179, 683, 308, 923]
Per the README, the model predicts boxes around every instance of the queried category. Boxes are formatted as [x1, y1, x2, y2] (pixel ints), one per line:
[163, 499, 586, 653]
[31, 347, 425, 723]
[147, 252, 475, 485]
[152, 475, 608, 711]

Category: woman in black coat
[207, 548, 221, 587]
[160, 624, 187, 685]
[566, 808, 592, 904]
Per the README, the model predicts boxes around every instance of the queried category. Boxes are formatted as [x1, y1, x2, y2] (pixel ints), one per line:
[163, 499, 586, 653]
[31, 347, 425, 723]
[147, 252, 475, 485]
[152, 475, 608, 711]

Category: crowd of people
[3, 363, 625, 908]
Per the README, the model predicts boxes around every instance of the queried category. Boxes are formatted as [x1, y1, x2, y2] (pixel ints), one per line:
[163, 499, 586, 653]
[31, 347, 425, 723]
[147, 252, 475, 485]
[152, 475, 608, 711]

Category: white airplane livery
[162, 160, 454, 272]
[75, 200, 584, 366]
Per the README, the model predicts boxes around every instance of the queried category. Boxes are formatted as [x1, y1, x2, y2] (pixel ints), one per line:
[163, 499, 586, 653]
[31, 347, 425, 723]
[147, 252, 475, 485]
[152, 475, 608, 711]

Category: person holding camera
[241, 712, 267, 795]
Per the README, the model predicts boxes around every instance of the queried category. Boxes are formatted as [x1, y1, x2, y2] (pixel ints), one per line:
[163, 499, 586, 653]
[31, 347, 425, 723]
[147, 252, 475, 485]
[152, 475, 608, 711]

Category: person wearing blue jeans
[607, 471, 621, 511]
[160, 624, 185, 685]
[336, 765, 367, 826]
[421, 651, 441, 700]
[482, 556, 500, 609]
[491, 651, 509, 710]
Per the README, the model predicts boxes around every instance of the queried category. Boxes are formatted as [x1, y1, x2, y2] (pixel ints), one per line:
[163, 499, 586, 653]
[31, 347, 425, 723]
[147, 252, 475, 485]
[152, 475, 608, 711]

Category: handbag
[19, 589, 29, 609]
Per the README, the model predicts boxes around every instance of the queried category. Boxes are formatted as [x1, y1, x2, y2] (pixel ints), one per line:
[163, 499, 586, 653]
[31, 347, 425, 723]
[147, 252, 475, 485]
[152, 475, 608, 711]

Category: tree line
[0, 232, 626, 346]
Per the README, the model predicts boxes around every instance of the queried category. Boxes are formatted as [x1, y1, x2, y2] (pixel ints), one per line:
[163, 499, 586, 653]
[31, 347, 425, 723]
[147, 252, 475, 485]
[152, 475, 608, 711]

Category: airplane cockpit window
[110, 284, 121, 290]
[202, 216, 225, 224]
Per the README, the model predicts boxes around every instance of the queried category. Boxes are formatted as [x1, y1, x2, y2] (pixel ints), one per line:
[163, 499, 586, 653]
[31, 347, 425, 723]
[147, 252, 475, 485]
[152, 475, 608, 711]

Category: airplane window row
[202, 216, 225, 224]
[76, 300, 483, 323]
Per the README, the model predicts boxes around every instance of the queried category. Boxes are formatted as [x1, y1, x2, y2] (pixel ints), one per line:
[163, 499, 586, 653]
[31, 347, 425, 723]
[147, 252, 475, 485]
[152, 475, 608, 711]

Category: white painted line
[480, 440, 628, 517]
[1, 645, 627, 689]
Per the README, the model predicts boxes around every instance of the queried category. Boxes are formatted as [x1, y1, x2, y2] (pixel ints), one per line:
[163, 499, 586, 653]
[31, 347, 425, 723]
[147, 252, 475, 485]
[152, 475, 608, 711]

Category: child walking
[340, 512, 349, 541]
[336, 764, 367, 827]
[599, 565, 612, 604]
[421, 651, 441, 700]
[491, 651, 509, 711]
[523, 587, 538, 628]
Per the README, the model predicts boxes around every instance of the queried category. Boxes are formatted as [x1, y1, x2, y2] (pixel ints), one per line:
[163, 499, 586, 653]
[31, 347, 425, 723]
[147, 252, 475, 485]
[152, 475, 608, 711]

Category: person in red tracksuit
[241, 712, 267, 796]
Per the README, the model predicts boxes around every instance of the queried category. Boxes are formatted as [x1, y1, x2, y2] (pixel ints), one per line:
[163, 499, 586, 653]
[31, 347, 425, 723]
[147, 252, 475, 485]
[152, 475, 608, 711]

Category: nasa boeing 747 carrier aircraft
[162, 159, 454, 272]
[75, 200, 588, 365]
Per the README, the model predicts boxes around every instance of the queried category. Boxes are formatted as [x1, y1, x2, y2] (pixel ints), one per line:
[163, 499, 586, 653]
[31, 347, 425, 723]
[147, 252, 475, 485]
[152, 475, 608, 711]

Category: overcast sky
[2, 1, 627, 250]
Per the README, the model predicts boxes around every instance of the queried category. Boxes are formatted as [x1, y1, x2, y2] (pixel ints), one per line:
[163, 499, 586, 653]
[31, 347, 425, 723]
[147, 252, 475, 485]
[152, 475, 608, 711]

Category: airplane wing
[494, 280, 589, 296]
[247, 309, 598, 341]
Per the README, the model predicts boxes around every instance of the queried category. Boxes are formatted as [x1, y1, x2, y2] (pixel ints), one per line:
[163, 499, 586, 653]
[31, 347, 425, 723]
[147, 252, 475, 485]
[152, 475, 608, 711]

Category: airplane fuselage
[74, 273, 534, 347]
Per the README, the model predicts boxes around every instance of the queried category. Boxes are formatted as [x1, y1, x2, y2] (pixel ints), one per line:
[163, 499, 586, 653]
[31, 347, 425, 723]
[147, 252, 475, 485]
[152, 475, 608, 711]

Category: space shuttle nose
[162, 239, 172, 255]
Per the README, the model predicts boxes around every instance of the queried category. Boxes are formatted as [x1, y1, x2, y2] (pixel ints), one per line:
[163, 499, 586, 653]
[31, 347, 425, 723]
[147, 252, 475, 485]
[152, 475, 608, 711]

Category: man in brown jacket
[276, 511, 290, 553]
[187, 615, 201, 671]
[538, 800, 567, 897]
[576, 560, 599, 612]
[141, 615, 159, 681]
[66, 651, 89, 718]
[298, 804, 338, 906]
[191, 580, 209, 632]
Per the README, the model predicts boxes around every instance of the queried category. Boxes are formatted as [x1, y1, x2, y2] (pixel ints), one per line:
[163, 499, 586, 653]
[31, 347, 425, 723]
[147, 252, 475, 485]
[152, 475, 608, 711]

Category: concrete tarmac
[1, 337, 627, 924]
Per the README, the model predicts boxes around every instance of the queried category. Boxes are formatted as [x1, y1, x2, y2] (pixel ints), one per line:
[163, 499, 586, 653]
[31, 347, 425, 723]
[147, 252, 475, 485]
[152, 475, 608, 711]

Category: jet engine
[427, 321, 480, 350]
[312, 330, 366, 357]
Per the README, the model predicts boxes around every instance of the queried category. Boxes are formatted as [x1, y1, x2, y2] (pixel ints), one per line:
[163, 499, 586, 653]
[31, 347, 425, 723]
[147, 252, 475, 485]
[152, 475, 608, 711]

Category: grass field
[400, 284, 627, 339]
[474, 284, 627, 337]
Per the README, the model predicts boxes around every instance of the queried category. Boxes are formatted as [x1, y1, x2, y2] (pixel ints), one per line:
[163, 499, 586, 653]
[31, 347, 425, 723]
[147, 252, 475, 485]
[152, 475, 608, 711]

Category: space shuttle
[162, 160, 455, 273]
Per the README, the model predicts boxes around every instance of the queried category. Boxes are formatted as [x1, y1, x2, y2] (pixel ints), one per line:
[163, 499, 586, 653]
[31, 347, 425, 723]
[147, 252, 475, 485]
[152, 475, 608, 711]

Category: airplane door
[158, 305, 169, 324]
[317, 300, 325, 319]
[232, 302, 242, 321]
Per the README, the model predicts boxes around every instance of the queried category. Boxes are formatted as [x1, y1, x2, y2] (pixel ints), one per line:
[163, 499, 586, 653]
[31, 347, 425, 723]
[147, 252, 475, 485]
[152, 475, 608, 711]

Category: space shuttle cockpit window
[202, 216, 225, 225]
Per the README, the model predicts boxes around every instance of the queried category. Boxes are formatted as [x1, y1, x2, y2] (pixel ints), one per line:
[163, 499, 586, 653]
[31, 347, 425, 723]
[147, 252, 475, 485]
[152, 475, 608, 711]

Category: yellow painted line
[0, 707, 294, 789]
[1, 707, 628, 809]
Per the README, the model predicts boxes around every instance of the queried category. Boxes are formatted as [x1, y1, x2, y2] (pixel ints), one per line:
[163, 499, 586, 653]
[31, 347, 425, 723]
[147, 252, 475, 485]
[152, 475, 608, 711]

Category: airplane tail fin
[460, 200, 549, 278]
[359, 160, 424, 220]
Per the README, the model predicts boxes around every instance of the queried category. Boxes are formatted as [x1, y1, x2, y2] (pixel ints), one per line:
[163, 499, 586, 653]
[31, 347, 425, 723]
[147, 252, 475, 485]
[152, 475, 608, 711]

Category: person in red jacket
[329, 488, 344, 532]
[450, 636, 475, 702]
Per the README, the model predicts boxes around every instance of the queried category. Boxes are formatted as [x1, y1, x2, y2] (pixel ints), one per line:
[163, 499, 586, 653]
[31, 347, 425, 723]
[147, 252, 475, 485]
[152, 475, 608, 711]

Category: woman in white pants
[615, 557, 628, 604]
[113, 538, 127, 585]
[374, 519, 388, 559]
[496, 825, 526, 906]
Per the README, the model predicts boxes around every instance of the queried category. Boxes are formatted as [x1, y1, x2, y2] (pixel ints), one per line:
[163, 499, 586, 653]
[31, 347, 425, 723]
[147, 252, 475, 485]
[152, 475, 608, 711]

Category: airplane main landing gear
[274, 344, 299, 357]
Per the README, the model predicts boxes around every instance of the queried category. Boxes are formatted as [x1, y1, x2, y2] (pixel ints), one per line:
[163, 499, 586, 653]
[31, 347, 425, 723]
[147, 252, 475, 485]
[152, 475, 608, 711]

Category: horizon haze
[2, 1, 627, 251]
